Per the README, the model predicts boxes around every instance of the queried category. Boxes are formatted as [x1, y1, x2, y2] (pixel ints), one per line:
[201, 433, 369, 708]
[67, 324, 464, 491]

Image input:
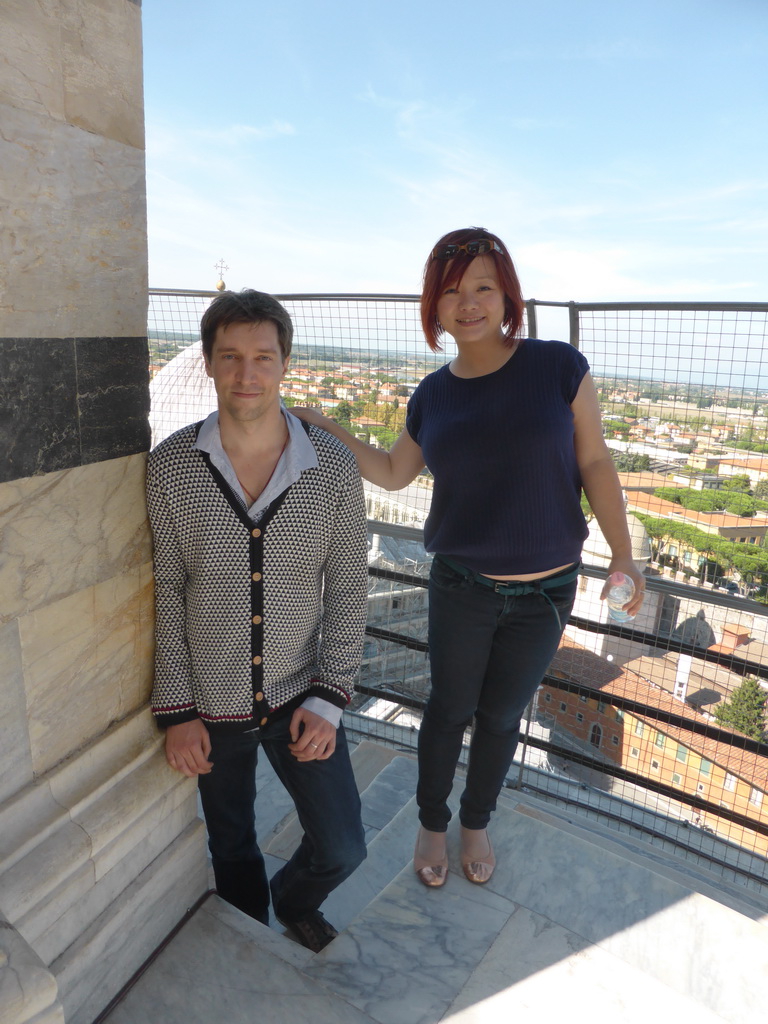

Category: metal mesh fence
[149, 290, 768, 892]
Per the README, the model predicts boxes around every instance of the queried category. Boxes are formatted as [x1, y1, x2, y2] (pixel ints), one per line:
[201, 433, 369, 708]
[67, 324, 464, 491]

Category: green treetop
[713, 677, 767, 741]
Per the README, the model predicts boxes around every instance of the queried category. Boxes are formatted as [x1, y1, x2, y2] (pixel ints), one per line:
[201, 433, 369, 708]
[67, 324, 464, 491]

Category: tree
[721, 474, 751, 493]
[612, 452, 651, 472]
[755, 480, 768, 500]
[331, 400, 353, 430]
[713, 677, 767, 740]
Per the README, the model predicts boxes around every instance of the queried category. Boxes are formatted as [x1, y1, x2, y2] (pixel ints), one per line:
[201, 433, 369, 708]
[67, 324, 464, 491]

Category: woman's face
[435, 256, 506, 347]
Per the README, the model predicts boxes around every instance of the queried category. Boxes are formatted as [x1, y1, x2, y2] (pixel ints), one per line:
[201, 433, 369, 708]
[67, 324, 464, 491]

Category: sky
[142, 0, 767, 317]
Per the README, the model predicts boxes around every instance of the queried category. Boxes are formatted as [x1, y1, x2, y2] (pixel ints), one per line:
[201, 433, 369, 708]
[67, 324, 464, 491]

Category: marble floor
[103, 744, 768, 1024]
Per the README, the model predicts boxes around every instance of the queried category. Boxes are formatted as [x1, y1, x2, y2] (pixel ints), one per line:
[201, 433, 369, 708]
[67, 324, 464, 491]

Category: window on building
[576, 712, 584, 722]
[676, 745, 687, 764]
[700, 759, 712, 776]
[630, 747, 640, 758]
[590, 725, 602, 748]
[544, 692, 552, 703]
[749, 788, 763, 808]
[651, 759, 660, 771]
[560, 702, 567, 713]
[597, 701, 607, 714]
[615, 709, 624, 722]
[697, 782, 706, 793]
[672, 772, 682, 786]
[724, 774, 737, 792]
[612, 735, 619, 746]
[634, 720, 644, 738]
[579, 695, 588, 703]
[655, 732, 665, 749]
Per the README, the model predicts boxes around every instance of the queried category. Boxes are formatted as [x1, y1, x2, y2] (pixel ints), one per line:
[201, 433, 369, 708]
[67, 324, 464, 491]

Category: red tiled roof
[551, 635, 768, 787]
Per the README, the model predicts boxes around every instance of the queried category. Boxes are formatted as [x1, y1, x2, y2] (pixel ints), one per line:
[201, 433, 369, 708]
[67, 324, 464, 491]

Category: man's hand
[288, 707, 337, 761]
[165, 719, 213, 777]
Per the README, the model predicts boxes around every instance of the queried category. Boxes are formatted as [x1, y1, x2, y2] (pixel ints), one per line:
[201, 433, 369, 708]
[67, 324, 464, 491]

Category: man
[147, 289, 368, 952]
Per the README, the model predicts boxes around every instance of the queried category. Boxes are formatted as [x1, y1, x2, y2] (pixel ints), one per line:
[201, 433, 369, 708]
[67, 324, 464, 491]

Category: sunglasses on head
[431, 238, 502, 260]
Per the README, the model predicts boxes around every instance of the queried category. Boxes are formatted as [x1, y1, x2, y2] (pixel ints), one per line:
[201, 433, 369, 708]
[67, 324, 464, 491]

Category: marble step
[499, 788, 768, 923]
[262, 740, 415, 859]
[298, 797, 768, 1024]
[316, 756, 421, 933]
[504, 763, 768, 902]
[266, 737, 767, 946]
[102, 751, 768, 1024]
[102, 895, 378, 1024]
[102, 748, 422, 1023]
[55, 821, 207, 1024]
[264, 749, 421, 936]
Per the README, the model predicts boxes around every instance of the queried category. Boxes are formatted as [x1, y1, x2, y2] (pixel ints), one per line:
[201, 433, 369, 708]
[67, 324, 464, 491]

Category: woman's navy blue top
[405, 339, 590, 575]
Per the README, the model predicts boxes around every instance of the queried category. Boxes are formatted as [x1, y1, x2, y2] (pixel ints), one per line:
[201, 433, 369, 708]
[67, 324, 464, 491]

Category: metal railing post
[568, 301, 579, 350]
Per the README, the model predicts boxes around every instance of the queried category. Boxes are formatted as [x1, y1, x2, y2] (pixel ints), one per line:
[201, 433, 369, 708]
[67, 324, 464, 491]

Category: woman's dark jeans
[198, 715, 366, 925]
[417, 556, 577, 832]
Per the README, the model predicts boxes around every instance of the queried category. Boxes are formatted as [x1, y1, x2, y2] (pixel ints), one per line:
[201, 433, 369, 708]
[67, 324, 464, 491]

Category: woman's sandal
[413, 826, 448, 888]
[460, 826, 495, 885]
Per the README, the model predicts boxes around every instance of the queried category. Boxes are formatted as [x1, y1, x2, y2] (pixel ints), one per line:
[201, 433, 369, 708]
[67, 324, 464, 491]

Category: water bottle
[606, 572, 636, 622]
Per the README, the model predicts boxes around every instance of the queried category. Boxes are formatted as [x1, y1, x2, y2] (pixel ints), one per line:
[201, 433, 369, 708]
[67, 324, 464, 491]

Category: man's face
[204, 320, 289, 424]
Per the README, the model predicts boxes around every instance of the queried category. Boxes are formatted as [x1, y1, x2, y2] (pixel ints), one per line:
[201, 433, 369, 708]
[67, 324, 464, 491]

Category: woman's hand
[289, 408, 426, 490]
[289, 405, 328, 427]
[600, 557, 646, 618]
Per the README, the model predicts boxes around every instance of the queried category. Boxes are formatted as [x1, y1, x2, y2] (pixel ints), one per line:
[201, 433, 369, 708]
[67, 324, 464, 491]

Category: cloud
[190, 120, 296, 146]
[517, 240, 763, 303]
[145, 118, 295, 162]
[143, 100, 767, 304]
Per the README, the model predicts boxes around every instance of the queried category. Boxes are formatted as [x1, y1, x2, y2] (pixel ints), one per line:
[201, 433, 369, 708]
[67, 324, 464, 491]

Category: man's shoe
[277, 910, 338, 952]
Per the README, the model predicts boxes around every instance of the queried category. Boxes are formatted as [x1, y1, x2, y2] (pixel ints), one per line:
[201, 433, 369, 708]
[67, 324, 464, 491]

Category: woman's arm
[290, 407, 426, 490]
[572, 373, 646, 617]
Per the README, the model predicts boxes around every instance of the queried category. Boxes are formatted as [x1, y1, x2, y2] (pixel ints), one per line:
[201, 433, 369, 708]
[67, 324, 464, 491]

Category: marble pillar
[0, 3, 208, 1022]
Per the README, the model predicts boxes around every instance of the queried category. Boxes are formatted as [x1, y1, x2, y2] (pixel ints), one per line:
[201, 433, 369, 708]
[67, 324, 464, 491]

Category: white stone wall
[0, 4, 208, 1022]
[0, 0, 147, 339]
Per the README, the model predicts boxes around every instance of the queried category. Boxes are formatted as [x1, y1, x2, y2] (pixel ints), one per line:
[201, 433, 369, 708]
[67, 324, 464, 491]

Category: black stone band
[0, 336, 151, 483]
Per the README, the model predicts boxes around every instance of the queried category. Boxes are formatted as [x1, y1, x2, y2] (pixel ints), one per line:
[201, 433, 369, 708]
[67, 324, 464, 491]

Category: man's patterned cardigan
[147, 421, 368, 733]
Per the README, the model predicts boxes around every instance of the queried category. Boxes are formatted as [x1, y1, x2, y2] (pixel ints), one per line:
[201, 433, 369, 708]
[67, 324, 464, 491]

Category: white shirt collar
[193, 406, 318, 519]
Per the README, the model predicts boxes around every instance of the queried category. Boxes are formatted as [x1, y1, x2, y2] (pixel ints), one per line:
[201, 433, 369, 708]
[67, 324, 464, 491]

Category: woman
[293, 228, 645, 887]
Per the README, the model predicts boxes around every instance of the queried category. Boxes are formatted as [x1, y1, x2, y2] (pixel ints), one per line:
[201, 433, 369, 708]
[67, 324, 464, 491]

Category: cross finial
[214, 258, 229, 291]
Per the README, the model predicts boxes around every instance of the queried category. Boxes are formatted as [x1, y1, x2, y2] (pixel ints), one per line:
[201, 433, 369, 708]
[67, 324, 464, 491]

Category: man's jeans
[198, 715, 366, 925]
[417, 556, 578, 832]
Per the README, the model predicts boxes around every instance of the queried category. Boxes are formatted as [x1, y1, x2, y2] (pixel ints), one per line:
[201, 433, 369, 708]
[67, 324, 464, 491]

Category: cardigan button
[252, 572, 262, 582]
[252, 528, 261, 538]
[260, 717, 268, 726]
[252, 615, 262, 625]
[252, 655, 262, 665]
[255, 691, 264, 701]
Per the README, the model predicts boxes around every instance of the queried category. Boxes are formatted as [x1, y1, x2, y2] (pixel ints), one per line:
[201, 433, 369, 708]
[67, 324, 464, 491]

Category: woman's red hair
[420, 227, 525, 351]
